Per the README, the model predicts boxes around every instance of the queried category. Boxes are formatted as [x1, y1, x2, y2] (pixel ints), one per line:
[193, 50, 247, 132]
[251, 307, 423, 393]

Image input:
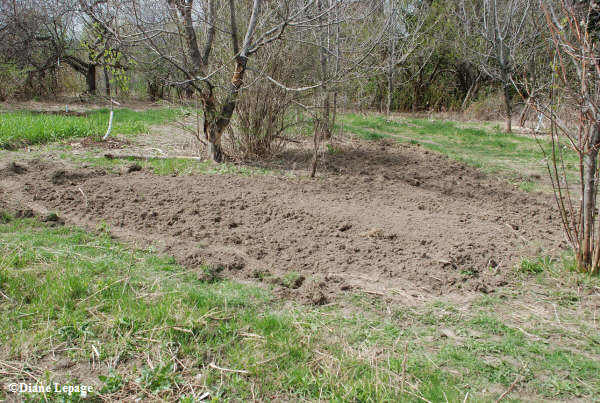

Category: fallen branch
[363, 289, 385, 296]
[401, 342, 408, 395]
[496, 376, 521, 402]
[78, 187, 88, 208]
[274, 135, 302, 144]
[208, 362, 249, 374]
[76, 277, 129, 306]
[0, 289, 12, 302]
[104, 153, 204, 161]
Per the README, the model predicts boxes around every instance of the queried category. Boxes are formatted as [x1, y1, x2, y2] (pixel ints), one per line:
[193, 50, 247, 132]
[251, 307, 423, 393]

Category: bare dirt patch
[0, 140, 564, 304]
[77, 137, 132, 150]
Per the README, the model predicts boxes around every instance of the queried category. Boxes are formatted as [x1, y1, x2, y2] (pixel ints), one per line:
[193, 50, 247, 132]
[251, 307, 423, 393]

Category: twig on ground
[0, 360, 41, 383]
[496, 376, 521, 402]
[104, 153, 204, 161]
[78, 187, 88, 208]
[208, 362, 249, 374]
[251, 353, 288, 367]
[76, 277, 129, 306]
[0, 289, 12, 302]
[401, 342, 408, 395]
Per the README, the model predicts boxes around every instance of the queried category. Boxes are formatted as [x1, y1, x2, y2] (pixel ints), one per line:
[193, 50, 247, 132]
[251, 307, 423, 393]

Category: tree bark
[311, 117, 321, 178]
[503, 82, 512, 133]
[581, 124, 600, 271]
[202, 57, 247, 162]
[386, 72, 393, 116]
[103, 66, 111, 97]
[519, 97, 530, 127]
[203, 101, 225, 163]
[86, 64, 97, 95]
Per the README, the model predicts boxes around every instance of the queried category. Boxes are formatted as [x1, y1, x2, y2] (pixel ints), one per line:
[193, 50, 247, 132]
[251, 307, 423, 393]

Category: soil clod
[127, 163, 142, 173]
[6, 161, 27, 174]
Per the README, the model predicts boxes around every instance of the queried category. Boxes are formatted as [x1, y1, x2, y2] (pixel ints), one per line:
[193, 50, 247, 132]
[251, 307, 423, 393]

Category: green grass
[341, 114, 579, 192]
[1, 216, 599, 401]
[0, 108, 181, 149]
[64, 152, 275, 177]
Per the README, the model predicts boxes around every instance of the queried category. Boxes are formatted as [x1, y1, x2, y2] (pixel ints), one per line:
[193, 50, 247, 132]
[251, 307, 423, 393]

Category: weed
[518, 180, 536, 192]
[326, 143, 341, 155]
[198, 264, 224, 283]
[281, 272, 305, 289]
[519, 257, 548, 274]
[96, 219, 110, 234]
[0, 210, 11, 223]
[136, 363, 182, 395]
[460, 268, 477, 277]
[99, 370, 125, 394]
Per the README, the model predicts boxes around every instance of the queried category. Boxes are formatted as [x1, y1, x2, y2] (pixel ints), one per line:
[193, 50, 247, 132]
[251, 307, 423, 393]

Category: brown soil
[77, 137, 132, 150]
[0, 140, 564, 304]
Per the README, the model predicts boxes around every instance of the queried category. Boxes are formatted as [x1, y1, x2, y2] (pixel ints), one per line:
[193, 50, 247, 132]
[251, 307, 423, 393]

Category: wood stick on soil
[209, 362, 249, 375]
[76, 277, 129, 306]
[401, 342, 408, 395]
[0, 289, 12, 302]
[104, 153, 204, 161]
[496, 376, 521, 402]
[78, 187, 88, 208]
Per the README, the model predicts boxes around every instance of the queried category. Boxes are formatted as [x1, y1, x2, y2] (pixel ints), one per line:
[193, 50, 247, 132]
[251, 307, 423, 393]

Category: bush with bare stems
[527, 0, 600, 275]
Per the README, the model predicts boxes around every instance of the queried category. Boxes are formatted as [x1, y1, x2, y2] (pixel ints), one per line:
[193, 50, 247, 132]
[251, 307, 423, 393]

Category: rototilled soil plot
[0, 142, 564, 304]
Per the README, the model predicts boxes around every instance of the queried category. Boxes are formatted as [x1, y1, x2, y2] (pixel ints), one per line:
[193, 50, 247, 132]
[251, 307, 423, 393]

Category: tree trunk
[311, 116, 321, 178]
[386, 73, 393, 117]
[322, 92, 331, 139]
[581, 124, 600, 271]
[503, 83, 512, 133]
[208, 137, 223, 162]
[412, 82, 419, 113]
[461, 77, 480, 111]
[203, 112, 225, 163]
[103, 66, 111, 97]
[86, 64, 97, 95]
[519, 97, 530, 127]
[332, 92, 338, 133]
[202, 58, 247, 162]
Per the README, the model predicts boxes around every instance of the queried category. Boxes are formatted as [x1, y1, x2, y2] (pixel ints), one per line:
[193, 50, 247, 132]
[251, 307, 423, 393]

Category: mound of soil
[78, 137, 131, 150]
[0, 142, 564, 303]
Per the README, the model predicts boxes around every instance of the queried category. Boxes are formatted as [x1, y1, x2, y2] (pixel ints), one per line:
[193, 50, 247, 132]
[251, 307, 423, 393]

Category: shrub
[464, 90, 506, 121]
[0, 63, 27, 101]
[228, 76, 298, 159]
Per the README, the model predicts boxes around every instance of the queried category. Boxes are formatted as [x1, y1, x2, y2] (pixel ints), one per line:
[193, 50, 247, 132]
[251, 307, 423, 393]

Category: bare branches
[525, 0, 600, 275]
[456, 0, 539, 132]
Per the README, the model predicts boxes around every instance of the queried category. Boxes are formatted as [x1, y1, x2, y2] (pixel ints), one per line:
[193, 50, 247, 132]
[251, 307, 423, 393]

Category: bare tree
[84, 0, 324, 162]
[456, 0, 536, 132]
[383, 0, 430, 116]
[523, 0, 600, 274]
[82, 0, 386, 168]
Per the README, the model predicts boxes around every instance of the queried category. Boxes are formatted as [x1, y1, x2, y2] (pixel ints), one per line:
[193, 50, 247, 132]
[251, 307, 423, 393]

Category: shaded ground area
[0, 138, 564, 304]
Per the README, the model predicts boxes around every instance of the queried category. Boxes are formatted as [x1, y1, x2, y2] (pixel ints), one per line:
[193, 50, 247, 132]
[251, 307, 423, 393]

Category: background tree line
[0, 1, 550, 126]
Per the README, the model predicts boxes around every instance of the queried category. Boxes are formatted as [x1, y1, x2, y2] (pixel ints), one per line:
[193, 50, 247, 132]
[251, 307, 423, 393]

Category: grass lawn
[1, 216, 599, 401]
[0, 108, 181, 149]
[340, 114, 579, 193]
